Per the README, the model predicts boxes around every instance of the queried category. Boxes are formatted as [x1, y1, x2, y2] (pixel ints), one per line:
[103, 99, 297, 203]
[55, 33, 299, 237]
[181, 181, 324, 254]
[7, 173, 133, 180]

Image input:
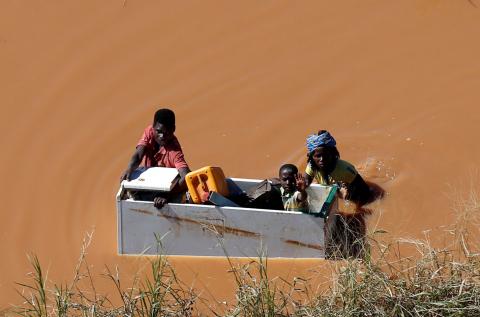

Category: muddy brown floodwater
[1, 0, 480, 311]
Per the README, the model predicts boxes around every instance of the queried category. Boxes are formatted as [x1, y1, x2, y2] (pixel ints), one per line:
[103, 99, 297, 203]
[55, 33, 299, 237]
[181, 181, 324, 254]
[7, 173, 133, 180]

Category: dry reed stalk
[10, 187, 480, 316]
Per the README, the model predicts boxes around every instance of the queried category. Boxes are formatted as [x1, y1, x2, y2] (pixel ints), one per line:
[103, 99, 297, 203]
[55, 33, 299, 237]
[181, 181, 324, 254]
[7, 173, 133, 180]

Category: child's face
[279, 169, 296, 193]
[153, 122, 175, 146]
[311, 147, 336, 171]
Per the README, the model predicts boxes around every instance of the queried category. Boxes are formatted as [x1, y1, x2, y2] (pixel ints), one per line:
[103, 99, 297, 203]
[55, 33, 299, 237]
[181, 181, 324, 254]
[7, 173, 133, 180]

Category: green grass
[9, 234, 480, 317]
[9, 189, 480, 316]
[10, 232, 197, 317]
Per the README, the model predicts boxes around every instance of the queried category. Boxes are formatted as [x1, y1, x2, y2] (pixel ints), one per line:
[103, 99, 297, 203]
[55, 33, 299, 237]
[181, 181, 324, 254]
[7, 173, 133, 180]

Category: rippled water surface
[1, 0, 480, 309]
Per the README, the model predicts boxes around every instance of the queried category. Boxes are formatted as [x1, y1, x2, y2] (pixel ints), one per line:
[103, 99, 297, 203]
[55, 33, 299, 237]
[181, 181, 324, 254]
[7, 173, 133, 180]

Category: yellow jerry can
[185, 166, 230, 204]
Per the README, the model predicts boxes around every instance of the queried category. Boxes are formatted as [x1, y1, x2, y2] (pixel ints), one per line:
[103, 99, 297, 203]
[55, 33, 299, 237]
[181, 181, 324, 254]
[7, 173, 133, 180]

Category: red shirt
[137, 125, 189, 170]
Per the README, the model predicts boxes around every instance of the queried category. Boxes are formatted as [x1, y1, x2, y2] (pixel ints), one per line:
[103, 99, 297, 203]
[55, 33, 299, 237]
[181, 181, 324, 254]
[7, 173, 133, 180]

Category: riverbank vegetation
[9, 191, 480, 316]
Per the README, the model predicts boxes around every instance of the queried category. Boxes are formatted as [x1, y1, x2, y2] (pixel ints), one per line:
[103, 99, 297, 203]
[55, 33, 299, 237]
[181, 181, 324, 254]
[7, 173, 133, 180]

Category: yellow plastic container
[186, 166, 230, 204]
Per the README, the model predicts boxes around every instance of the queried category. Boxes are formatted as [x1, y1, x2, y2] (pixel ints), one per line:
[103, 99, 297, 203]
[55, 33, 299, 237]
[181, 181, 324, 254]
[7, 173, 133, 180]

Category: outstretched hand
[295, 173, 307, 192]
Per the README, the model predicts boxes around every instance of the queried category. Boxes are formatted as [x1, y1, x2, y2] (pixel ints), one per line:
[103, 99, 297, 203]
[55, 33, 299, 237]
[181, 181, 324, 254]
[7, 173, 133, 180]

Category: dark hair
[153, 108, 175, 129]
[279, 163, 298, 175]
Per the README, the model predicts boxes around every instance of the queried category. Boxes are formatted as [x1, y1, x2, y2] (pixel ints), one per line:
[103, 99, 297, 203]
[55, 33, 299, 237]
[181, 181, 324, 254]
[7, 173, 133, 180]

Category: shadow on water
[326, 181, 385, 259]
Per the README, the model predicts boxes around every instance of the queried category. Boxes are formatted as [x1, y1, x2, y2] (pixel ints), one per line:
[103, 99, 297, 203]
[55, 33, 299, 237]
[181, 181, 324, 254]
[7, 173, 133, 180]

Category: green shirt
[305, 159, 358, 186]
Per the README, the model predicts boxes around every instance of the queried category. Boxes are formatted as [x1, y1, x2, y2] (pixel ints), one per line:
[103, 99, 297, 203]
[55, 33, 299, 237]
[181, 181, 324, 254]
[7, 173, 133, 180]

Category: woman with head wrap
[304, 130, 371, 206]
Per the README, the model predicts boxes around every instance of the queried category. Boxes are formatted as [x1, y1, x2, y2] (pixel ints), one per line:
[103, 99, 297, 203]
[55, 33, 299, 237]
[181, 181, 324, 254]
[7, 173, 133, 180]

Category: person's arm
[120, 145, 146, 182]
[346, 174, 371, 206]
[304, 162, 316, 186]
[171, 166, 190, 193]
[153, 146, 190, 208]
[168, 148, 190, 193]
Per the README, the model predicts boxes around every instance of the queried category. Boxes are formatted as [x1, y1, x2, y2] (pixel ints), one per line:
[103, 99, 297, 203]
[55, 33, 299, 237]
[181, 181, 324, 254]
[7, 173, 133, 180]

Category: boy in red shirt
[120, 108, 190, 208]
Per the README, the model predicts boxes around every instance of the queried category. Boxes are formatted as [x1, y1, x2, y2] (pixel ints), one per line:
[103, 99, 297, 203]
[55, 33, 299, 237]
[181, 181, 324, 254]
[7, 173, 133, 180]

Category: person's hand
[154, 196, 168, 209]
[120, 169, 133, 183]
[295, 173, 307, 192]
[337, 182, 348, 199]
